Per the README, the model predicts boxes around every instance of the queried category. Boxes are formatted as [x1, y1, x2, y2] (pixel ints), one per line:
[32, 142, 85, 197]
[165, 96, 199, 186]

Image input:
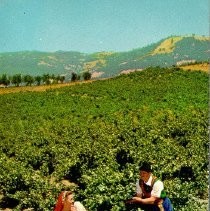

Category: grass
[180, 63, 209, 72]
[0, 80, 94, 95]
[152, 36, 183, 55]
[0, 64, 208, 95]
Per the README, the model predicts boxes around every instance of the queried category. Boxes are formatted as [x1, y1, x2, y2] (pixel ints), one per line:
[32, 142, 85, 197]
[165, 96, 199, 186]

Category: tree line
[0, 71, 92, 87]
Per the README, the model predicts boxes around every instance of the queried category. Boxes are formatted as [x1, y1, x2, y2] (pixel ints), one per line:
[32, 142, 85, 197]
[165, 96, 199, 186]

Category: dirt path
[0, 80, 95, 95]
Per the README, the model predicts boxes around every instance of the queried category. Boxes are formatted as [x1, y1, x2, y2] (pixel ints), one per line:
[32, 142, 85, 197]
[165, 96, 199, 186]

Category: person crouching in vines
[54, 191, 87, 211]
[125, 162, 173, 211]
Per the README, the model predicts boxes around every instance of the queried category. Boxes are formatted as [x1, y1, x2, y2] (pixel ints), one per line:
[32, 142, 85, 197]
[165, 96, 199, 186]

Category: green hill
[98, 35, 209, 77]
[0, 67, 208, 210]
[0, 35, 209, 79]
[0, 51, 86, 76]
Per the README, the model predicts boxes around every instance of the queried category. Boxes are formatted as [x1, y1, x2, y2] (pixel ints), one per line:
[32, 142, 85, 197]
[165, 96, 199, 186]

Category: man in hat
[125, 162, 173, 211]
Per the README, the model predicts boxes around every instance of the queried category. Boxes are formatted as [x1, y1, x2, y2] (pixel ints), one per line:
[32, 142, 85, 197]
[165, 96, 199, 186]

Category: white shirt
[136, 175, 164, 198]
[74, 201, 87, 211]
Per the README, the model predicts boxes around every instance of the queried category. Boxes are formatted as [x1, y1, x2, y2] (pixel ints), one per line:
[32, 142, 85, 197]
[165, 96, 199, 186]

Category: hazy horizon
[0, 0, 208, 53]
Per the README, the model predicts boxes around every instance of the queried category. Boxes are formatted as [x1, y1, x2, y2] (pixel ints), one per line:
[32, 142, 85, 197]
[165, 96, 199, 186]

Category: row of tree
[0, 71, 92, 87]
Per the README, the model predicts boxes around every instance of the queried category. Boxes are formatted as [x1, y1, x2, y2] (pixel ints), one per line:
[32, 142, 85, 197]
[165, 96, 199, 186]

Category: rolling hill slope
[0, 35, 209, 79]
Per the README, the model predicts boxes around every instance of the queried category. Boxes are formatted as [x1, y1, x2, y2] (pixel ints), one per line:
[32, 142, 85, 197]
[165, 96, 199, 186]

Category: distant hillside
[0, 51, 86, 79]
[0, 35, 209, 79]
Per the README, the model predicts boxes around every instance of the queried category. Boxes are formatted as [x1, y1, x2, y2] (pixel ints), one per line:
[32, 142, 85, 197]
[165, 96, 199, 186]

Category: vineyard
[0, 67, 208, 210]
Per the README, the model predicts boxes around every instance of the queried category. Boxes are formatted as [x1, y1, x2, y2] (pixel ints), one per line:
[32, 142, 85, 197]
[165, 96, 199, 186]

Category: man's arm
[124, 193, 142, 204]
[125, 179, 143, 204]
[131, 196, 158, 205]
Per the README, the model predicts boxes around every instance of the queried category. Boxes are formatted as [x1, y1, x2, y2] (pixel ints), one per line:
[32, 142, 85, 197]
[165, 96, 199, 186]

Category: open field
[180, 63, 209, 72]
[0, 80, 94, 95]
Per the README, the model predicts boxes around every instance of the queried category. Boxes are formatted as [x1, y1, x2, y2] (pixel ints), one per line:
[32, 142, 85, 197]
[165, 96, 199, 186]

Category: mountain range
[0, 35, 209, 79]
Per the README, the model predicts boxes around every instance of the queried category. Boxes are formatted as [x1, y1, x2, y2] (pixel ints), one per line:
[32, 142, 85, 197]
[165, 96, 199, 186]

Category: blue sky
[0, 0, 209, 53]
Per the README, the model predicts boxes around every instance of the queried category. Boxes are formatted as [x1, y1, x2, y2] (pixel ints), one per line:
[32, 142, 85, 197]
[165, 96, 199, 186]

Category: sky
[0, 0, 209, 53]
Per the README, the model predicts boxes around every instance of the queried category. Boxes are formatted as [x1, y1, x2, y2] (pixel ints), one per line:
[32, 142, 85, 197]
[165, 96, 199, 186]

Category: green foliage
[11, 74, 22, 86]
[0, 73, 66, 87]
[0, 67, 208, 210]
[34, 75, 42, 86]
[83, 71, 91, 80]
[0, 74, 10, 86]
[71, 72, 80, 82]
[23, 75, 35, 86]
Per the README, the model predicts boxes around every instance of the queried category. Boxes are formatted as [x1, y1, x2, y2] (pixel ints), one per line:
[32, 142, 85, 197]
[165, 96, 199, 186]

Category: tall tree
[35, 75, 42, 86]
[59, 75, 65, 83]
[51, 74, 56, 84]
[12, 74, 22, 87]
[0, 74, 10, 86]
[23, 75, 34, 86]
[71, 72, 78, 82]
[42, 74, 50, 85]
[83, 72, 91, 81]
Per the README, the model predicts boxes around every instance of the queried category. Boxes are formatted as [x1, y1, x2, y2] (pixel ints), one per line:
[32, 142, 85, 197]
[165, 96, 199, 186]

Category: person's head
[65, 191, 74, 204]
[139, 162, 152, 182]
[63, 191, 76, 211]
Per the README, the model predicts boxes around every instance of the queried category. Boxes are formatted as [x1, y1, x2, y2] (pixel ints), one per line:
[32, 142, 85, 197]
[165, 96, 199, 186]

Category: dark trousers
[125, 197, 173, 211]
[125, 203, 159, 211]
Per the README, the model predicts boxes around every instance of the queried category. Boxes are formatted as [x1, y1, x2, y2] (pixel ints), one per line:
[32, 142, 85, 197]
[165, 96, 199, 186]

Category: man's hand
[131, 196, 142, 203]
[125, 197, 142, 204]
[124, 198, 134, 204]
